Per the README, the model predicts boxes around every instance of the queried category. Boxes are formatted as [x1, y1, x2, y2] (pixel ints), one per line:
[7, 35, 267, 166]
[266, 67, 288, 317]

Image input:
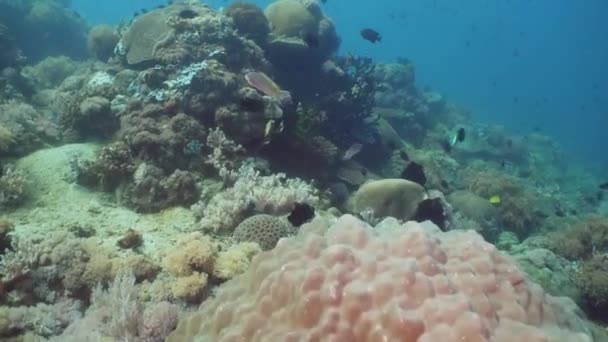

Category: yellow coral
[172, 272, 208, 303]
[163, 232, 217, 276]
[213, 242, 262, 280]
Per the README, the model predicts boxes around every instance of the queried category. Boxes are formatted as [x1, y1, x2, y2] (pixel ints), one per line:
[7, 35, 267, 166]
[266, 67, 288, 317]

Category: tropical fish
[360, 28, 382, 43]
[263, 119, 283, 144]
[401, 161, 426, 186]
[244, 71, 292, 105]
[341, 143, 362, 161]
[450, 127, 466, 146]
[489, 195, 501, 205]
[288, 202, 315, 227]
[599, 182, 608, 190]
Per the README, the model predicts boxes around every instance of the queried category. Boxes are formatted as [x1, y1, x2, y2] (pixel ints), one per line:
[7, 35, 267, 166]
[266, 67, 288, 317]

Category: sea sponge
[167, 215, 592, 341]
[347, 178, 426, 221]
[163, 232, 217, 276]
[213, 242, 262, 280]
[87, 24, 119, 62]
[225, 2, 270, 46]
[233, 214, 296, 251]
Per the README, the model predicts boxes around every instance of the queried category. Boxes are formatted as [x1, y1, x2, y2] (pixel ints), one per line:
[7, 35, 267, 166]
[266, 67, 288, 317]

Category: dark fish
[321, 0, 327, 3]
[360, 28, 382, 43]
[414, 198, 447, 230]
[440, 138, 452, 153]
[302, 32, 319, 48]
[599, 182, 608, 190]
[512, 48, 519, 57]
[288, 202, 315, 227]
[440, 179, 449, 189]
[456, 127, 466, 143]
[141, 8, 148, 14]
[399, 150, 409, 161]
[401, 161, 426, 186]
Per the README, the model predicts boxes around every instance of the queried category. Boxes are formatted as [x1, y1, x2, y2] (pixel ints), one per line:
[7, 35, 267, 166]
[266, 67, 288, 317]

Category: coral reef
[167, 215, 593, 341]
[0, 0, 605, 338]
[0, 0, 87, 62]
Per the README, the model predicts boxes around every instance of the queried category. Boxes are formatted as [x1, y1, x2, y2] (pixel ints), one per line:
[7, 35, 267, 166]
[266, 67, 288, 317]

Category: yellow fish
[489, 195, 501, 205]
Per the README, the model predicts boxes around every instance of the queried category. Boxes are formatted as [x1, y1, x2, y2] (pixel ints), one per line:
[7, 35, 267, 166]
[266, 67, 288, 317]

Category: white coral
[196, 164, 320, 234]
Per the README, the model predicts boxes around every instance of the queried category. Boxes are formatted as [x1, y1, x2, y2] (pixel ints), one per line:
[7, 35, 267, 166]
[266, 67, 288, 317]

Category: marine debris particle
[244, 71, 292, 105]
[360, 28, 382, 43]
[401, 161, 427, 186]
[287, 202, 315, 227]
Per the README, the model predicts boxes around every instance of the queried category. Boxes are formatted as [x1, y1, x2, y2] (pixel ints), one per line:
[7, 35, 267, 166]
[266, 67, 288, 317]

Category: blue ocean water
[73, 0, 608, 172]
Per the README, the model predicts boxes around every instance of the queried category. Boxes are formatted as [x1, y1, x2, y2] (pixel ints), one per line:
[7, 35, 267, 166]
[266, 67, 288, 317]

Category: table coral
[168, 215, 592, 342]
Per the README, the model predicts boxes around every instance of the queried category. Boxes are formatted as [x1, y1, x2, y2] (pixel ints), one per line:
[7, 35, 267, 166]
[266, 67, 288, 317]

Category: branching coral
[194, 163, 320, 234]
[57, 273, 179, 341]
[0, 166, 28, 208]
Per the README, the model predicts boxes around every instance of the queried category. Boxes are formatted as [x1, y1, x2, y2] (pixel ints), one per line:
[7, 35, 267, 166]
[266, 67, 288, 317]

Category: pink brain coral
[168, 215, 592, 342]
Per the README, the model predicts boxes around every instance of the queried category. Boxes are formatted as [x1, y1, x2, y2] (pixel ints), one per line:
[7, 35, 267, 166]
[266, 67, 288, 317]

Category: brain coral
[233, 214, 296, 251]
[168, 215, 591, 342]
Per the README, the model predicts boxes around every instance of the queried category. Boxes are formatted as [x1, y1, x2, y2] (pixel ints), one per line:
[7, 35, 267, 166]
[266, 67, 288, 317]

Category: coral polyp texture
[168, 215, 591, 341]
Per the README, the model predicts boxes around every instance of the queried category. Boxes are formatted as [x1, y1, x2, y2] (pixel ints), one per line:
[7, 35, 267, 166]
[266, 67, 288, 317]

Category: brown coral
[225, 2, 270, 46]
[548, 217, 608, 261]
[233, 214, 295, 251]
[574, 254, 608, 321]
[466, 170, 540, 239]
